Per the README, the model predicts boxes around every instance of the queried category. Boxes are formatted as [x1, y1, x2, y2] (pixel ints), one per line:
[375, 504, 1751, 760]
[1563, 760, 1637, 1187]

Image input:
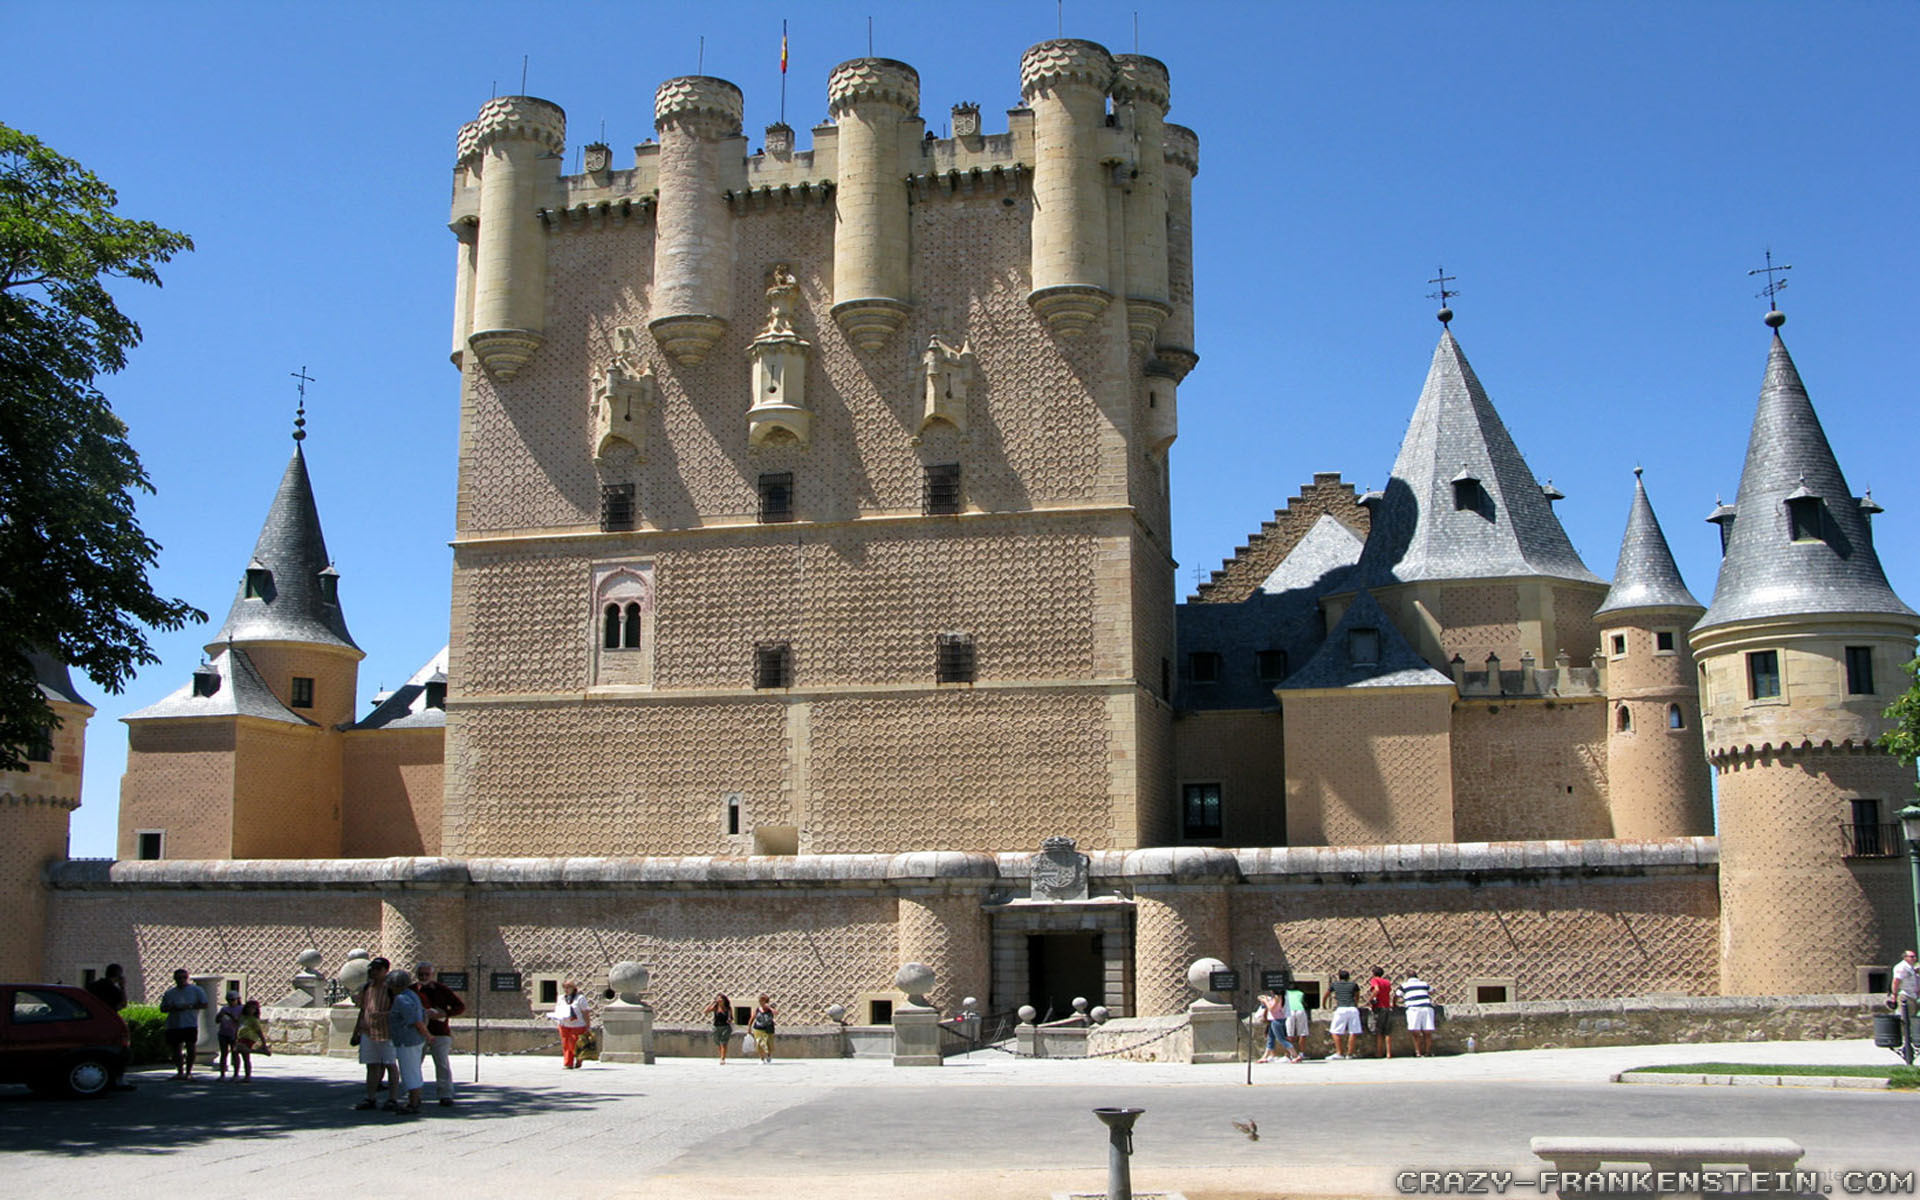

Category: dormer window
[1785, 484, 1823, 543]
[1349, 627, 1380, 666]
[1707, 501, 1736, 555]
[1451, 466, 1489, 518]
[191, 664, 222, 698]
[317, 566, 340, 604]
[424, 679, 448, 710]
[244, 561, 272, 599]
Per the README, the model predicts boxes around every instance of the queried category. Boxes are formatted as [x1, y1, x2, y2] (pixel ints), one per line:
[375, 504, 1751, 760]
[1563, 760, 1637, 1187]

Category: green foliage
[0, 122, 203, 767]
[1627, 1062, 1899, 1078]
[1892, 1066, 1920, 1089]
[1880, 656, 1920, 797]
[121, 1003, 167, 1064]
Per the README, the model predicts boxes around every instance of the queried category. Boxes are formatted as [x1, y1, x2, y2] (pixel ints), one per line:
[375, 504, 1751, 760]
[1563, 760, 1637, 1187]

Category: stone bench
[1531, 1137, 1806, 1191]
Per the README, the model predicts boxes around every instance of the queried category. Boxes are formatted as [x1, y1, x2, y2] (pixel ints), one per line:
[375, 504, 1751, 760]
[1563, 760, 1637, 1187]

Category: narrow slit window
[1667, 703, 1684, 730]
[603, 604, 622, 649]
[623, 602, 642, 649]
[1615, 705, 1632, 733]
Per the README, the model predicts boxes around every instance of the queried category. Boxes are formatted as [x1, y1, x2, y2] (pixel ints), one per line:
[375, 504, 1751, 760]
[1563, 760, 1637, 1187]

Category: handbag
[576, 1029, 598, 1060]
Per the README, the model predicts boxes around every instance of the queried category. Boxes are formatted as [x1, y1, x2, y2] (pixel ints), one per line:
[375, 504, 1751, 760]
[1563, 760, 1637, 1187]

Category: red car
[0, 983, 130, 1098]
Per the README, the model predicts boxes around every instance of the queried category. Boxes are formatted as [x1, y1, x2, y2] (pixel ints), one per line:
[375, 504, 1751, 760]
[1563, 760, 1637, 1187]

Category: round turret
[1020, 39, 1116, 337]
[1154, 123, 1201, 379]
[1111, 55, 1172, 356]
[459, 96, 567, 380]
[828, 58, 921, 351]
[650, 77, 744, 365]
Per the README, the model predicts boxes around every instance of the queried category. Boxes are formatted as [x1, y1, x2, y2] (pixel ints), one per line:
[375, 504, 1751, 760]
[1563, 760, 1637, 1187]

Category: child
[215, 992, 244, 1079]
[235, 1000, 270, 1080]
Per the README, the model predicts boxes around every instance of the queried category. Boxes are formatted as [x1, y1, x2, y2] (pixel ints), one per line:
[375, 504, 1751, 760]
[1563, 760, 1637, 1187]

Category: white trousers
[428, 1034, 455, 1098]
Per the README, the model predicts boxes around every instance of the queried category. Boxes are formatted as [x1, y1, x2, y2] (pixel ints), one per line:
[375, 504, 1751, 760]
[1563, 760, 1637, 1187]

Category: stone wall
[1450, 697, 1609, 842]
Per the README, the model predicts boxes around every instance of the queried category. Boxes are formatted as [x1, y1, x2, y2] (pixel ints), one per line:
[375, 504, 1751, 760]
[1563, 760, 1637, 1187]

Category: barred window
[758, 472, 794, 523]
[936, 633, 976, 684]
[923, 463, 962, 516]
[290, 676, 315, 709]
[601, 483, 636, 531]
[754, 642, 792, 689]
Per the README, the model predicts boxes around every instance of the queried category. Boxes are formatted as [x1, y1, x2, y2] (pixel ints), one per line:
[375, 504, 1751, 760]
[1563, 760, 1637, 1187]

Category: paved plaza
[3, 1039, 1913, 1199]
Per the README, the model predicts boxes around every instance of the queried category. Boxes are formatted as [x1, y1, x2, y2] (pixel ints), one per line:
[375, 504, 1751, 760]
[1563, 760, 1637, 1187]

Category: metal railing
[1839, 821, 1904, 858]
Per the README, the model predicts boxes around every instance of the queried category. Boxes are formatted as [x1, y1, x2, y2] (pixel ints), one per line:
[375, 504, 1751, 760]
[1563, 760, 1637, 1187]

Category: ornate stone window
[594, 328, 655, 464]
[591, 563, 655, 687]
[747, 265, 813, 447]
[919, 335, 975, 436]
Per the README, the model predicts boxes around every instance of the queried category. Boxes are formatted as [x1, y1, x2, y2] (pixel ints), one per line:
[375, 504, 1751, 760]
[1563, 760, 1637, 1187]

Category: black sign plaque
[1261, 970, 1291, 991]
[1208, 969, 1240, 992]
[489, 971, 523, 992]
[438, 971, 469, 992]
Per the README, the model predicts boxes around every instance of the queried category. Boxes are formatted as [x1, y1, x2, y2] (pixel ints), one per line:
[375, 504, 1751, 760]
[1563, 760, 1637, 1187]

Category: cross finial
[1747, 249, 1791, 328]
[1427, 266, 1459, 326]
[290, 365, 315, 442]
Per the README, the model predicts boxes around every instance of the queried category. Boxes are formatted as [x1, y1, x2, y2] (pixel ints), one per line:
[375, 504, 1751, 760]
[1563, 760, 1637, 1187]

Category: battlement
[652, 75, 744, 138]
[1020, 37, 1116, 97]
[827, 56, 920, 114]
[455, 96, 566, 163]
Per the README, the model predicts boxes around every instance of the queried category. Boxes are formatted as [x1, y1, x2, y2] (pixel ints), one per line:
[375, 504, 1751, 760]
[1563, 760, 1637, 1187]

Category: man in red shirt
[1365, 966, 1395, 1058]
[413, 961, 467, 1106]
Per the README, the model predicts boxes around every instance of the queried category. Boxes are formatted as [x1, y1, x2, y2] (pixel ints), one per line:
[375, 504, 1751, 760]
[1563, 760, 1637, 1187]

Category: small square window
[1655, 630, 1676, 653]
[25, 729, 53, 762]
[923, 463, 962, 516]
[600, 483, 636, 531]
[936, 633, 976, 684]
[758, 472, 794, 523]
[1845, 646, 1874, 696]
[136, 831, 164, 861]
[290, 677, 315, 709]
[1182, 782, 1222, 839]
[1349, 628, 1380, 666]
[754, 642, 793, 689]
[1610, 633, 1628, 657]
[1747, 649, 1781, 700]
[1188, 651, 1221, 684]
[1256, 650, 1289, 682]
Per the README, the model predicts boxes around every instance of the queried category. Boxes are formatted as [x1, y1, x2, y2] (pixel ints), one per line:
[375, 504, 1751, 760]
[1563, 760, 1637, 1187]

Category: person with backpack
[749, 994, 778, 1064]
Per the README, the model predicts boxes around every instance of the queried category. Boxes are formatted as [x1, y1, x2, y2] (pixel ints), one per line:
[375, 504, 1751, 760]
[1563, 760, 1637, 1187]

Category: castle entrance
[986, 904, 1133, 1018]
[1026, 931, 1104, 1019]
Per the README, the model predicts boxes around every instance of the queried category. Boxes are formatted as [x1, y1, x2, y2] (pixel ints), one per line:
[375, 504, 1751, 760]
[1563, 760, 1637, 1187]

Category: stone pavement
[1, 1039, 1912, 1200]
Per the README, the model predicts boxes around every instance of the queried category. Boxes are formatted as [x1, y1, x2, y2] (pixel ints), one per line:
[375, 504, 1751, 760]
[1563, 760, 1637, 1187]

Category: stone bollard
[325, 951, 372, 1059]
[891, 962, 943, 1067]
[1015, 1004, 1041, 1057]
[1185, 957, 1239, 1064]
[1093, 1106, 1145, 1200]
[600, 962, 655, 1064]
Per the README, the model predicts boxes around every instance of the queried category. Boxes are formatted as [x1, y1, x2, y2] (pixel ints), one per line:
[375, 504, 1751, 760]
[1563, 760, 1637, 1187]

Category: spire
[209, 445, 361, 654]
[1595, 469, 1701, 616]
[1696, 331, 1915, 632]
[1356, 328, 1602, 587]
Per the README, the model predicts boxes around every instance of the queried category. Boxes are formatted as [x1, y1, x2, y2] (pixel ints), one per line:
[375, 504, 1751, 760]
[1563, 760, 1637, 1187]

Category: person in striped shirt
[1398, 971, 1436, 1057]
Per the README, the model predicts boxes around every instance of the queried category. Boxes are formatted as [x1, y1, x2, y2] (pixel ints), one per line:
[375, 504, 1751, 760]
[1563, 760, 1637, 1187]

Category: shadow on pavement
[0, 1065, 618, 1156]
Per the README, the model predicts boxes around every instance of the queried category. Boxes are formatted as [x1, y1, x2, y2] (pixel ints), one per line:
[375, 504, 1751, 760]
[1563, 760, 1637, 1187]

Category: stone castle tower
[440, 39, 1198, 856]
[1694, 314, 1920, 995]
[1595, 469, 1714, 839]
[0, 654, 90, 978]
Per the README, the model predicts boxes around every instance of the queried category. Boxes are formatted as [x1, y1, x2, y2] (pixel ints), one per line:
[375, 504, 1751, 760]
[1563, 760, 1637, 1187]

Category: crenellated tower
[648, 76, 744, 364]
[1693, 312, 1920, 995]
[827, 57, 920, 349]
[453, 96, 568, 379]
[1596, 469, 1713, 839]
[1020, 39, 1116, 336]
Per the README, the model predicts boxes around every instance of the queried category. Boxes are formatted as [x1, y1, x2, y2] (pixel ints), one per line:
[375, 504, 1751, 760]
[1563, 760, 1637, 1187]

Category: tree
[1883, 655, 1920, 797]
[0, 122, 203, 769]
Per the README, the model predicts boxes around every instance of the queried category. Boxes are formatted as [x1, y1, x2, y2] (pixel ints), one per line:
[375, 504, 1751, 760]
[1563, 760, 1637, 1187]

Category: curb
[1613, 1071, 1890, 1090]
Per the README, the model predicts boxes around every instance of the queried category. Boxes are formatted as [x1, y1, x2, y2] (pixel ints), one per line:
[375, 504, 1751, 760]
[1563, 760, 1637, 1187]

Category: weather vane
[290, 365, 315, 442]
[1747, 250, 1791, 328]
[1427, 267, 1459, 326]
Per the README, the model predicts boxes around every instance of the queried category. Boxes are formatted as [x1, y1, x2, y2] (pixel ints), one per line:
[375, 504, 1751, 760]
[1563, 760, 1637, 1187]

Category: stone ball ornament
[825, 1004, 847, 1023]
[894, 961, 936, 1004]
[295, 948, 324, 972]
[1186, 957, 1228, 995]
[337, 957, 371, 993]
[607, 961, 651, 1003]
[1017, 1005, 1038, 1024]
[1090, 1005, 1111, 1023]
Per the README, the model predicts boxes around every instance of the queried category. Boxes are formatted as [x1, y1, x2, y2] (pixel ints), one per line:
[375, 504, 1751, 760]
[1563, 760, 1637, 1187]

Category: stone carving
[919, 334, 976, 437]
[1030, 835, 1089, 901]
[583, 142, 612, 174]
[951, 103, 981, 139]
[747, 265, 813, 447]
[594, 327, 655, 463]
[763, 122, 794, 157]
[895, 961, 936, 1006]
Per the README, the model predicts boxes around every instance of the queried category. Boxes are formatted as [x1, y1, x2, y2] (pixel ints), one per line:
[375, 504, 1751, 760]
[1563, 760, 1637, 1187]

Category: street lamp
[1901, 803, 1920, 958]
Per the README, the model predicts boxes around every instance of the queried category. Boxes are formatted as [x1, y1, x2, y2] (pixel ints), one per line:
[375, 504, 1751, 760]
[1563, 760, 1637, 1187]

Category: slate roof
[1355, 329, 1602, 588]
[122, 646, 311, 725]
[1278, 589, 1454, 691]
[1259, 514, 1364, 595]
[26, 650, 89, 707]
[1595, 471, 1702, 616]
[353, 647, 450, 731]
[1696, 333, 1916, 632]
[210, 446, 361, 654]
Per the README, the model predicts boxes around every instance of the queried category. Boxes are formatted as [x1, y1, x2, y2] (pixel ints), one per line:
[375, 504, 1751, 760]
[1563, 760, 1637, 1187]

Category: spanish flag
[780, 22, 789, 73]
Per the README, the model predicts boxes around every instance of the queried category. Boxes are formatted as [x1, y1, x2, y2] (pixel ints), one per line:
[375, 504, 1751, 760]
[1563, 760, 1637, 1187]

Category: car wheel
[58, 1055, 114, 1099]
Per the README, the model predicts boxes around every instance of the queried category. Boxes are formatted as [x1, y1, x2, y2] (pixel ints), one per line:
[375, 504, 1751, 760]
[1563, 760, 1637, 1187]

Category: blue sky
[6, 2, 1913, 857]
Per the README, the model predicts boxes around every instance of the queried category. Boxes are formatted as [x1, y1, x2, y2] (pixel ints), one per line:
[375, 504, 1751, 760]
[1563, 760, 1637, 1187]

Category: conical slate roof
[1356, 329, 1602, 588]
[123, 646, 311, 725]
[210, 445, 360, 653]
[353, 646, 450, 730]
[1696, 334, 1915, 632]
[25, 650, 89, 706]
[1595, 471, 1701, 616]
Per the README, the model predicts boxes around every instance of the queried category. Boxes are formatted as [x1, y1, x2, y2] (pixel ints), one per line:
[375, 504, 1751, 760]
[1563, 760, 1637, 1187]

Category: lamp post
[1899, 803, 1920, 1065]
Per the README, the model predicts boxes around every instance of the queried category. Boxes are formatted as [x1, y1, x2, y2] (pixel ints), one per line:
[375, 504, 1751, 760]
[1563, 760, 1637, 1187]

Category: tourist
[353, 957, 398, 1111]
[387, 968, 428, 1113]
[549, 981, 590, 1068]
[235, 999, 269, 1080]
[214, 988, 244, 1079]
[87, 964, 136, 1090]
[1256, 991, 1302, 1063]
[705, 993, 734, 1064]
[413, 961, 466, 1105]
[1399, 969, 1436, 1057]
[158, 968, 208, 1081]
[1366, 965, 1395, 1058]
[1892, 949, 1918, 1059]
[1324, 970, 1363, 1059]
[1284, 983, 1311, 1058]
[749, 994, 778, 1063]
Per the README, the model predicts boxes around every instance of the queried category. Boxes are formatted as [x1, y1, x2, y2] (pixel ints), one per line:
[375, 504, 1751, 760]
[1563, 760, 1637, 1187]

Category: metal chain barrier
[938, 1014, 1194, 1060]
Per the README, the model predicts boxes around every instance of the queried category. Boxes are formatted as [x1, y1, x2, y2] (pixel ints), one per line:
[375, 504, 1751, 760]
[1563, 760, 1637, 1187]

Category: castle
[2, 38, 1913, 1025]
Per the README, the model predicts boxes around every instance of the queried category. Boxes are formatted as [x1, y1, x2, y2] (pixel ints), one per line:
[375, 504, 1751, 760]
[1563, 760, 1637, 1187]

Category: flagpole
[780, 19, 788, 124]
